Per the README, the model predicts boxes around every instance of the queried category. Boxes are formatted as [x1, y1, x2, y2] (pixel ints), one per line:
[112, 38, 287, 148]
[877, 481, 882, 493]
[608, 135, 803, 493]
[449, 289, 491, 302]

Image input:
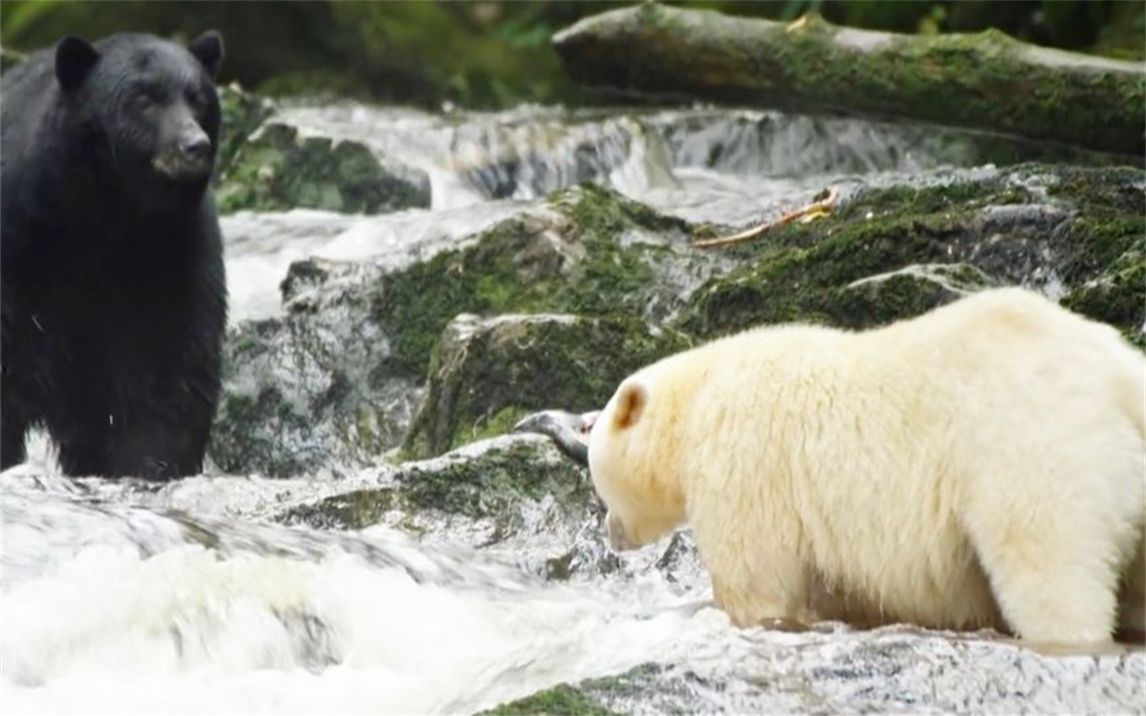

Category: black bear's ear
[187, 30, 224, 78]
[55, 36, 99, 91]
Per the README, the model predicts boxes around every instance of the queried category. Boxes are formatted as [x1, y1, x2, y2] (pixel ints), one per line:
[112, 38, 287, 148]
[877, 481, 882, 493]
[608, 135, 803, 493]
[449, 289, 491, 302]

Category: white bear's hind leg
[1117, 535, 1144, 637]
[969, 514, 1120, 644]
[711, 569, 808, 629]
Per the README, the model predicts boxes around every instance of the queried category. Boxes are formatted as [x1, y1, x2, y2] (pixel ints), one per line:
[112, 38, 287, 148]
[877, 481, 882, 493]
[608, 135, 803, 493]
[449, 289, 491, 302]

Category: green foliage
[216, 123, 430, 214]
[2, 0, 1139, 109]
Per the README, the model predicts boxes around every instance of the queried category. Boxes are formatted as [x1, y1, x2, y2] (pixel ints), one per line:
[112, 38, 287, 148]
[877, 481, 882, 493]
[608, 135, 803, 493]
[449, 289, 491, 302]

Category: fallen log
[553, 3, 1145, 156]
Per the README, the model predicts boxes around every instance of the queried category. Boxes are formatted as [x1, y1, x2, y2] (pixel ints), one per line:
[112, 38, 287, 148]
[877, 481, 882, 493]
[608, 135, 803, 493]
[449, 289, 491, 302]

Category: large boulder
[680, 165, 1145, 346]
[209, 260, 421, 477]
[404, 313, 690, 459]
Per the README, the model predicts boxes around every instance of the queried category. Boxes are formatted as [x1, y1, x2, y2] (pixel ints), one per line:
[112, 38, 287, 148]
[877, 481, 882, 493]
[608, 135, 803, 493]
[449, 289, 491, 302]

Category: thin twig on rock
[692, 187, 839, 249]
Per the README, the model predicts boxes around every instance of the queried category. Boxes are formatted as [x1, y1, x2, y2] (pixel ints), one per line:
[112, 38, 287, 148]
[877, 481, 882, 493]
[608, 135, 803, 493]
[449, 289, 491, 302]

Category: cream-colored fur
[588, 288, 1146, 644]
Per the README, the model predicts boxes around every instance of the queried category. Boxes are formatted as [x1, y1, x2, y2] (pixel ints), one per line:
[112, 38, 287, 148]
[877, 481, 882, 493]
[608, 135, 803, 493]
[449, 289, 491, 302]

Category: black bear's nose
[180, 135, 211, 160]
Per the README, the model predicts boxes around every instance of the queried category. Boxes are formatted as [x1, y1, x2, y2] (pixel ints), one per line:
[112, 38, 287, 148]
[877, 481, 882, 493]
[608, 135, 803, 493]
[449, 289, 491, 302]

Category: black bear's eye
[186, 89, 205, 112]
[130, 88, 164, 112]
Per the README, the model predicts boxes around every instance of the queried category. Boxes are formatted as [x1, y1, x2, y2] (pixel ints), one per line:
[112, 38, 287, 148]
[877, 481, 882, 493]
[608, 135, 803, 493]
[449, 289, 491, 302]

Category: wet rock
[209, 259, 421, 478]
[492, 629, 1146, 714]
[216, 121, 431, 214]
[832, 263, 996, 327]
[403, 313, 689, 459]
[275, 432, 698, 583]
[680, 165, 1145, 340]
[322, 183, 715, 382]
[265, 103, 686, 206]
[280, 433, 593, 536]
[1063, 243, 1146, 349]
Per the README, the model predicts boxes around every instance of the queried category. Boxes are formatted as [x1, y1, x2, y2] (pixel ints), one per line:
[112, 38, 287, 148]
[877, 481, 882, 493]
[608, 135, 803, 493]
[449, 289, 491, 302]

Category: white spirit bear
[588, 288, 1145, 644]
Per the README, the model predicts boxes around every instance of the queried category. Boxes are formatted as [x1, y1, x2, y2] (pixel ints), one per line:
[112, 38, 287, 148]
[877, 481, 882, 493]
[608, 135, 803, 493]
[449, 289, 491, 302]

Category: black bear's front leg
[52, 411, 114, 477]
[1, 350, 30, 470]
[106, 411, 211, 480]
[102, 361, 218, 479]
[0, 409, 28, 470]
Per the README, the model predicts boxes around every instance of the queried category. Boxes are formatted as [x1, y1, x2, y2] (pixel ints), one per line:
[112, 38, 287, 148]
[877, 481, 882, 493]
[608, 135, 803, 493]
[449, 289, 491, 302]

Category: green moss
[480, 685, 617, 716]
[1046, 166, 1146, 216]
[399, 440, 585, 518]
[681, 165, 1146, 341]
[282, 487, 403, 530]
[283, 435, 588, 528]
[480, 665, 672, 716]
[1044, 168, 1146, 292]
[680, 180, 1005, 335]
[377, 185, 691, 380]
[405, 313, 691, 458]
[450, 406, 532, 452]
[558, 4, 1144, 155]
[1062, 239, 1146, 350]
[829, 272, 957, 327]
[216, 123, 430, 214]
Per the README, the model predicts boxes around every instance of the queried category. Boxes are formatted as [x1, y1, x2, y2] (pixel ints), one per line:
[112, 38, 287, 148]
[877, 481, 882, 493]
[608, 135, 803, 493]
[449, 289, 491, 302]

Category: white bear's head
[588, 375, 686, 551]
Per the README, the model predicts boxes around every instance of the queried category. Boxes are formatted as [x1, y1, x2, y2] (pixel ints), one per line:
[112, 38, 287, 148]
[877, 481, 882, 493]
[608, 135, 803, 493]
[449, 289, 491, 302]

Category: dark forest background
[3, 0, 1143, 108]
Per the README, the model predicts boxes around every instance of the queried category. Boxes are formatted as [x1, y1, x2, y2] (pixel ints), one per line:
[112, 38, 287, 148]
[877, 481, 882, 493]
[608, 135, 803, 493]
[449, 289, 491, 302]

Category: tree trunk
[553, 3, 1145, 156]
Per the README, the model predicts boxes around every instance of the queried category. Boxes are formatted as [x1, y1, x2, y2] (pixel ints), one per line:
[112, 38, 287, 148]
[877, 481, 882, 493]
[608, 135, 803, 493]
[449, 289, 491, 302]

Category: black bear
[1, 32, 228, 479]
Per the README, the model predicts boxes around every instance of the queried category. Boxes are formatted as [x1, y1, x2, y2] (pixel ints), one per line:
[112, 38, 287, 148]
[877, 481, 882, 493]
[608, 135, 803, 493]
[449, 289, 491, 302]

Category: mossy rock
[216, 121, 431, 214]
[480, 684, 619, 716]
[375, 183, 712, 379]
[282, 434, 589, 528]
[1062, 237, 1146, 349]
[481, 665, 680, 716]
[831, 263, 996, 327]
[680, 165, 1145, 339]
[404, 312, 691, 459]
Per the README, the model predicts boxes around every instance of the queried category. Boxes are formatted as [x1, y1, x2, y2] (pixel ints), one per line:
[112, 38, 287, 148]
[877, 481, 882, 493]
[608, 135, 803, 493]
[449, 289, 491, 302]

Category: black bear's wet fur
[1, 32, 228, 479]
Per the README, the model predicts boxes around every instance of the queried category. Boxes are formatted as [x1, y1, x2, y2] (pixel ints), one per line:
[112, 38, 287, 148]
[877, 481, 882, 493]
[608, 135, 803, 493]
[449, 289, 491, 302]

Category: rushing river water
[2, 104, 1142, 714]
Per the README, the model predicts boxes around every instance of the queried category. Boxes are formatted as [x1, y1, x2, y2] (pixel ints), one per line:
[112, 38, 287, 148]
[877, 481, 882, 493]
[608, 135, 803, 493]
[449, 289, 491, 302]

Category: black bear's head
[54, 31, 224, 197]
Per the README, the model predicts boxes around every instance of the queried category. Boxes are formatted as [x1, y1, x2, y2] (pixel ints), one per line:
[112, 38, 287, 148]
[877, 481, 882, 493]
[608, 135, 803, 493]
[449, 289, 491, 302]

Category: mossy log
[553, 4, 1145, 156]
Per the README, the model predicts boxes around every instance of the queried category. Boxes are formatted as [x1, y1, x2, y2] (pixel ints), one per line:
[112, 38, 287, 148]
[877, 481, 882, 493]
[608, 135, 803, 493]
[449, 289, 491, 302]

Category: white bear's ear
[188, 30, 224, 78]
[55, 36, 99, 91]
[612, 381, 648, 430]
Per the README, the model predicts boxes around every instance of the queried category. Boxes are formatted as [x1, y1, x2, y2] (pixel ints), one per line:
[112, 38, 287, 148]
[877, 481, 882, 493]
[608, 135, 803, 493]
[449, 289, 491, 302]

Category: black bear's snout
[152, 120, 214, 180]
[180, 133, 211, 161]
